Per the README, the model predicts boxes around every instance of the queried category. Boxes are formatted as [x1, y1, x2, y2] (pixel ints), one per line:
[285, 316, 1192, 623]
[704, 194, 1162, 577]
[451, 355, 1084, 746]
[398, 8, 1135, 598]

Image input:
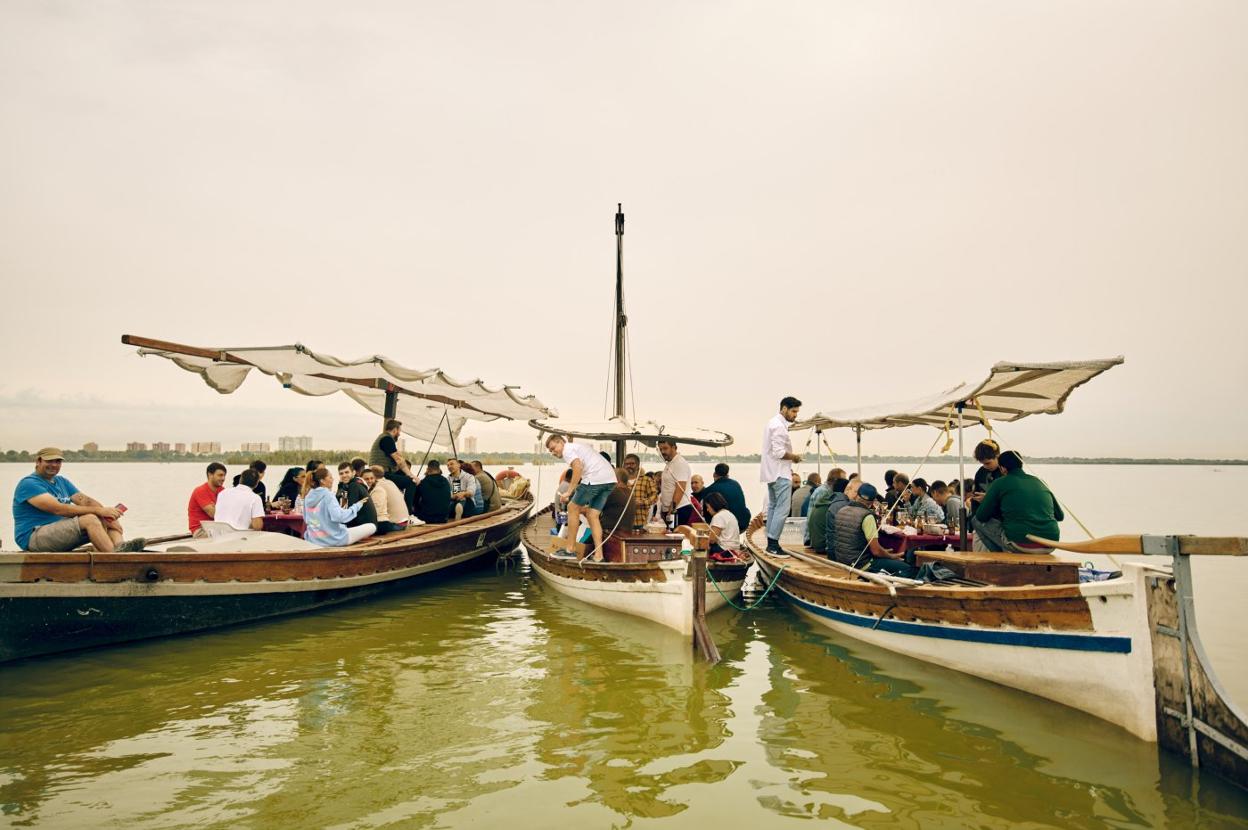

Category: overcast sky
[1, 0, 1245, 459]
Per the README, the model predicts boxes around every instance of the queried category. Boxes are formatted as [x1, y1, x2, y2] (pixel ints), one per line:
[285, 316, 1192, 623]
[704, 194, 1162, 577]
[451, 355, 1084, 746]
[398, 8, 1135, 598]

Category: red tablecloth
[880, 530, 970, 554]
[262, 513, 305, 537]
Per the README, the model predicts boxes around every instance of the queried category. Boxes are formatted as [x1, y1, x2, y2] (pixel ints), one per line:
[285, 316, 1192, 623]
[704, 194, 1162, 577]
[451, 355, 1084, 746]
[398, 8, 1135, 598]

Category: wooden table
[262, 512, 305, 538]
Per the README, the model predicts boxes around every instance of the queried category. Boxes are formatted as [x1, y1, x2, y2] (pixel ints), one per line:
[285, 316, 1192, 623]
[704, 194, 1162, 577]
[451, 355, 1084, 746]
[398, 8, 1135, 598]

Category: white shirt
[561, 441, 617, 486]
[661, 453, 692, 510]
[710, 510, 740, 549]
[760, 412, 794, 483]
[215, 485, 264, 531]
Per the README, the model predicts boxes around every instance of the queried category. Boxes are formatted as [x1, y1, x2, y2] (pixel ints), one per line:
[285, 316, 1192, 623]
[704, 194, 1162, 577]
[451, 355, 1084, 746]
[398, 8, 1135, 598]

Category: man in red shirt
[188, 462, 228, 537]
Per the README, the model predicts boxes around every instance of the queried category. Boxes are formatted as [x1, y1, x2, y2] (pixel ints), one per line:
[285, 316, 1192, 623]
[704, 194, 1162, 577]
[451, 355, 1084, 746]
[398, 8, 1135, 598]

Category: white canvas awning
[124, 335, 556, 447]
[794, 358, 1124, 432]
[528, 416, 732, 448]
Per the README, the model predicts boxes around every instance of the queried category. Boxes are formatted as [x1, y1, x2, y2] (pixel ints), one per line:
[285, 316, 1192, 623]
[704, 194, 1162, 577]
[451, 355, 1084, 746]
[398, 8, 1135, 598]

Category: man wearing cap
[830, 483, 904, 571]
[12, 448, 140, 552]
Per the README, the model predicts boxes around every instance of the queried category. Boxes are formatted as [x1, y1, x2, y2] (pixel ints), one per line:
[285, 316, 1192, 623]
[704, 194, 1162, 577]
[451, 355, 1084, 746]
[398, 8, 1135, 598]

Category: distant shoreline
[2, 450, 1244, 466]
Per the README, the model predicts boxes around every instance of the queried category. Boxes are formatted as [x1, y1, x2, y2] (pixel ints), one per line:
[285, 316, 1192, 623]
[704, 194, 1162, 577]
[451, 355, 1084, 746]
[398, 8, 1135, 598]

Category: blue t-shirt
[13, 474, 79, 550]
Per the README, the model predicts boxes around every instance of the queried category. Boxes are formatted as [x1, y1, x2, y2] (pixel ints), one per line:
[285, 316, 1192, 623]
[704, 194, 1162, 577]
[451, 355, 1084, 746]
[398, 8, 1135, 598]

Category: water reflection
[754, 610, 1248, 828]
[0, 565, 1245, 829]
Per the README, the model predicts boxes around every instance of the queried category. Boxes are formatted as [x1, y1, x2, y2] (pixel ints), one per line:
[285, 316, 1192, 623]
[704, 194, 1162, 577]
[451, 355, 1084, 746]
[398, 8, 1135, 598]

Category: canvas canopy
[528, 416, 732, 448]
[793, 358, 1124, 432]
[124, 335, 556, 447]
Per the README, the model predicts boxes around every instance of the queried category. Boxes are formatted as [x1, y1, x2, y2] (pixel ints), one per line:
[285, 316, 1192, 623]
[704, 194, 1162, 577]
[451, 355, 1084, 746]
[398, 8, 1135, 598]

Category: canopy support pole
[382, 386, 398, 428]
[417, 409, 449, 473]
[445, 407, 459, 459]
[855, 426, 862, 477]
[957, 402, 967, 552]
[816, 427, 822, 476]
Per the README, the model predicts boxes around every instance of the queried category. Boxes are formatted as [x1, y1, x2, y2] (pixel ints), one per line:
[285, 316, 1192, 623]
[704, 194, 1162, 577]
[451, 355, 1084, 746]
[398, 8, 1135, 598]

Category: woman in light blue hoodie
[301, 466, 376, 547]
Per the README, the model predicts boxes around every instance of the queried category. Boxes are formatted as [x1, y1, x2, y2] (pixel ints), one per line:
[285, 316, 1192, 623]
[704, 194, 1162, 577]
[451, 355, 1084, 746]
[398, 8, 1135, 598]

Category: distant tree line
[1, 448, 1245, 466]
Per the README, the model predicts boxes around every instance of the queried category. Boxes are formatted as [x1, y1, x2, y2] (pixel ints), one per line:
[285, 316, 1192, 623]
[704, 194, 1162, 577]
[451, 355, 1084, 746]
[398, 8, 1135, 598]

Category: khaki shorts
[26, 517, 90, 552]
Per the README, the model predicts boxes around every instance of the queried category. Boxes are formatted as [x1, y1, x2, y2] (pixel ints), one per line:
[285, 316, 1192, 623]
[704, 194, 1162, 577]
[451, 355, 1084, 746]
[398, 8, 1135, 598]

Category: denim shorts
[571, 482, 614, 512]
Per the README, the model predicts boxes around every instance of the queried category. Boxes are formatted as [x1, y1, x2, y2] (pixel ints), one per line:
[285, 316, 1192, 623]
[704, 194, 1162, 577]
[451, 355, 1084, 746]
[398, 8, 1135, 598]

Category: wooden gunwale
[746, 525, 1097, 631]
[522, 510, 750, 584]
[4, 496, 532, 585]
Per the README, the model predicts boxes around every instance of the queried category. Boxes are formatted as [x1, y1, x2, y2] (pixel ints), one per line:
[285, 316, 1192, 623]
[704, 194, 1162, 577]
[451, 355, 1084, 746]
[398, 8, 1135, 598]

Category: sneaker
[550, 548, 578, 559]
[765, 539, 781, 554]
[117, 537, 147, 553]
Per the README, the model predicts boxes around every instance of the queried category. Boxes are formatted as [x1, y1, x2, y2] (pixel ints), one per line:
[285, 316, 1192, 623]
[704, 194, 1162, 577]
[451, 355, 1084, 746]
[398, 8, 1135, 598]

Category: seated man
[807, 477, 846, 554]
[886, 472, 911, 519]
[472, 461, 502, 512]
[214, 468, 265, 531]
[337, 462, 378, 529]
[189, 462, 228, 537]
[12, 447, 140, 552]
[829, 483, 907, 573]
[973, 451, 1063, 553]
[447, 458, 482, 520]
[231, 459, 268, 505]
[416, 461, 452, 525]
[366, 465, 410, 534]
[930, 480, 963, 531]
[699, 463, 751, 535]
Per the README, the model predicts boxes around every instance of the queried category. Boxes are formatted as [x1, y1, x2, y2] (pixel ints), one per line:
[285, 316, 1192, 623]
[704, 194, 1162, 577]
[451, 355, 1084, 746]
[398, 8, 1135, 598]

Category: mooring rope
[706, 560, 785, 612]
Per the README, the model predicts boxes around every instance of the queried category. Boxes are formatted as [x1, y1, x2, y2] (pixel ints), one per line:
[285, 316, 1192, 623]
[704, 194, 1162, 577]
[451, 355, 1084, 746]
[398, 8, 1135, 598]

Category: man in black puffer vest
[831, 483, 909, 574]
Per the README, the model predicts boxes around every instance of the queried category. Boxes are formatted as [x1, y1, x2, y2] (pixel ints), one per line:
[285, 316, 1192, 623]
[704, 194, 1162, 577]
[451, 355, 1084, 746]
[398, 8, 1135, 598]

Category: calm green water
[2, 561, 1246, 829]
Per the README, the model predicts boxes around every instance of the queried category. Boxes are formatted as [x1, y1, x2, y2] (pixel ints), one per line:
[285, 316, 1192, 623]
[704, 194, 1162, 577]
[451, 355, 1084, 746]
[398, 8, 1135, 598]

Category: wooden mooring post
[690, 550, 721, 664]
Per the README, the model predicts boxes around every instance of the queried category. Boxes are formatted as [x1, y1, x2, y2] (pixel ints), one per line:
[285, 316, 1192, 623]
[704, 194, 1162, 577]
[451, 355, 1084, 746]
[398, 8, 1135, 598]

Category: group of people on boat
[760, 398, 1066, 572]
[3, 419, 528, 553]
[182, 425, 514, 548]
[544, 434, 753, 562]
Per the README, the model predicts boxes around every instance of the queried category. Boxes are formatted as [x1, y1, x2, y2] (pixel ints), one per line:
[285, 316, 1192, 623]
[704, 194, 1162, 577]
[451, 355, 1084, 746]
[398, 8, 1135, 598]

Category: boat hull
[522, 512, 748, 637]
[747, 526, 1159, 741]
[0, 499, 531, 663]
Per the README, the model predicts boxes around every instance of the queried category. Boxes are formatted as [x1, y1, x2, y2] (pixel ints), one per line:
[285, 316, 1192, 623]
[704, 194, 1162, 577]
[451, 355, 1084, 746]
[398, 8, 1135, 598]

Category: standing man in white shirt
[760, 396, 803, 555]
[656, 439, 693, 527]
[214, 468, 265, 531]
[545, 434, 619, 560]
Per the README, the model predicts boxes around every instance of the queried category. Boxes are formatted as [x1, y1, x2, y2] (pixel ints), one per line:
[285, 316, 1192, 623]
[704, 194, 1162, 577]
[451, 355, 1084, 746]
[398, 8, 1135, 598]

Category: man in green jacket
[972, 451, 1063, 553]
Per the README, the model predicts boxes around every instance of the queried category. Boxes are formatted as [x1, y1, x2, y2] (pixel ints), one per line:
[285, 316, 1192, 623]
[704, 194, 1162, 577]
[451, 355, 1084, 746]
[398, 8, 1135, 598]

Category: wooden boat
[0, 495, 533, 663]
[0, 334, 554, 663]
[747, 527, 1248, 787]
[765, 360, 1248, 788]
[519, 206, 749, 645]
[522, 508, 749, 637]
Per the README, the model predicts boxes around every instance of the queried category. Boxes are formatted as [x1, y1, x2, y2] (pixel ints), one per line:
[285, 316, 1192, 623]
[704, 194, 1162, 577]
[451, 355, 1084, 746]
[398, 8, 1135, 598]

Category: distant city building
[174, 443, 187, 453]
[278, 435, 313, 452]
[126, 442, 147, 452]
[82, 442, 99, 453]
[240, 442, 271, 453]
[464, 436, 479, 454]
[151, 442, 171, 452]
[191, 442, 222, 455]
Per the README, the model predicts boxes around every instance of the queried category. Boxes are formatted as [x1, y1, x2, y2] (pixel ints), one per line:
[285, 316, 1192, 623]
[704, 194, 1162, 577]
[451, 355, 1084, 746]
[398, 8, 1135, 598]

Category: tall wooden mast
[612, 203, 628, 466]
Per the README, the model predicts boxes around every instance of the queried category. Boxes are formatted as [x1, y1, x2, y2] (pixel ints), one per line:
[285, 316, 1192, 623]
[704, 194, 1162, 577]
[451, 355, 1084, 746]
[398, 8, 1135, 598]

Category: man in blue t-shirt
[12, 447, 137, 552]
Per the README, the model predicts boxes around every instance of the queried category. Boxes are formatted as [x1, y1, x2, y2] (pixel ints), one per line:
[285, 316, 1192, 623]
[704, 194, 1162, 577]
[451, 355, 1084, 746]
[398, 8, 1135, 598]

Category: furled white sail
[528, 416, 732, 448]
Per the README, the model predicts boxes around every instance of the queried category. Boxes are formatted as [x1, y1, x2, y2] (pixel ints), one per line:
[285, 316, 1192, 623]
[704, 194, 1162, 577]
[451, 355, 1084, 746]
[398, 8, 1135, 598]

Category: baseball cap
[857, 482, 880, 500]
[36, 447, 65, 461]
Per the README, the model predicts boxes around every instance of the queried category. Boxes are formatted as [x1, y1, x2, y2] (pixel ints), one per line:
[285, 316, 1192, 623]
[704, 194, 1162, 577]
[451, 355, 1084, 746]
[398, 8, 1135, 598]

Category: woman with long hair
[301, 466, 375, 547]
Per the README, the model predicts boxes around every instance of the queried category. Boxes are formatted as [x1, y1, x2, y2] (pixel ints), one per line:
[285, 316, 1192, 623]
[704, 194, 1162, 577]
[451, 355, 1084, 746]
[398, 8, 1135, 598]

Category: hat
[857, 482, 880, 500]
[35, 447, 65, 461]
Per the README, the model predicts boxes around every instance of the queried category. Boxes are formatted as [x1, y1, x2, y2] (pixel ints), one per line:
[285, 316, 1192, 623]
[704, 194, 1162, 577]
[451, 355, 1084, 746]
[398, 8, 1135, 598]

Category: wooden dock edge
[1146, 561, 1248, 788]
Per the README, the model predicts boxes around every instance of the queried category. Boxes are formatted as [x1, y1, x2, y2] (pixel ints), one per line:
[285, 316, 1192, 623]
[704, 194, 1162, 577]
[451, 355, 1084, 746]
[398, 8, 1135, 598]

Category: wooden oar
[1028, 535, 1248, 556]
